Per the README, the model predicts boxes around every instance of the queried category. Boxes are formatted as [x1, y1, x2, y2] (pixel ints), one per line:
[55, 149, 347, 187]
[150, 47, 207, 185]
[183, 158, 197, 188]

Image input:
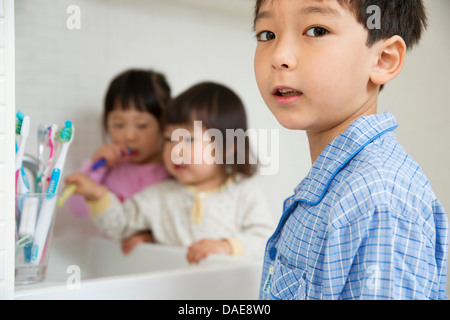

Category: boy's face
[254, 0, 378, 134]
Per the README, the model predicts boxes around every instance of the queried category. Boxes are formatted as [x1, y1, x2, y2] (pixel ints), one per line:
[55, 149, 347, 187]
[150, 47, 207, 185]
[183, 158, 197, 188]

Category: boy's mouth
[272, 87, 303, 105]
[273, 87, 303, 97]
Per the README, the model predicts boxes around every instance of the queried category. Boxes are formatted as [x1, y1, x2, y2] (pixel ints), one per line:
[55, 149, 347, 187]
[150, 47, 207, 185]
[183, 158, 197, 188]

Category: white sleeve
[90, 190, 154, 241]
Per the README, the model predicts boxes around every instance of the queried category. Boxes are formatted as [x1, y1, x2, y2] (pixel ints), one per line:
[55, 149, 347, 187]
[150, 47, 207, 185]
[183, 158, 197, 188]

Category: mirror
[15, 0, 450, 241]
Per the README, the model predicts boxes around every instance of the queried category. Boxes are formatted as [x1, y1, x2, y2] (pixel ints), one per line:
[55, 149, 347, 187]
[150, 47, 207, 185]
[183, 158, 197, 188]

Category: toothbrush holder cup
[15, 193, 58, 285]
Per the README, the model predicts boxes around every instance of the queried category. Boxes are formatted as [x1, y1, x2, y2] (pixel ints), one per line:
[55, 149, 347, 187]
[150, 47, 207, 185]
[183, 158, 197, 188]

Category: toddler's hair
[164, 82, 257, 177]
[103, 69, 171, 133]
[254, 0, 427, 49]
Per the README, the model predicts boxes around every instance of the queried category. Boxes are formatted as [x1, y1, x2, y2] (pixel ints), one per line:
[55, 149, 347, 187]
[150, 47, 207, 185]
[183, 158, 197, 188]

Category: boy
[254, 0, 448, 300]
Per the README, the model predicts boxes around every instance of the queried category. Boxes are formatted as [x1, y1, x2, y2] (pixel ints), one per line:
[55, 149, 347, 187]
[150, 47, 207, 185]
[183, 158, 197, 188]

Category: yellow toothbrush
[58, 184, 77, 207]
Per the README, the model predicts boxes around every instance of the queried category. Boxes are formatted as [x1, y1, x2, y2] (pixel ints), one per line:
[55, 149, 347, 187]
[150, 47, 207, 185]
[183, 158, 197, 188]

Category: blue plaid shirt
[259, 112, 448, 300]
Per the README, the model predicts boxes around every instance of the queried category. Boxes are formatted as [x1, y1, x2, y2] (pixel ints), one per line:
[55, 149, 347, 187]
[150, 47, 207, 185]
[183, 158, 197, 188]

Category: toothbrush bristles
[15, 122, 22, 135]
[16, 110, 25, 121]
[15, 111, 25, 135]
[59, 121, 73, 141]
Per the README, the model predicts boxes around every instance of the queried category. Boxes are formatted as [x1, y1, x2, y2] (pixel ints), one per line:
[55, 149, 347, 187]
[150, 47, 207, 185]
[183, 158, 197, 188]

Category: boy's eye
[305, 27, 329, 38]
[256, 31, 276, 42]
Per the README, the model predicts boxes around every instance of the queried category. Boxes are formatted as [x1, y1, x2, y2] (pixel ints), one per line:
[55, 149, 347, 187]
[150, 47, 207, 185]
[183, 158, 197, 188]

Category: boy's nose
[271, 37, 297, 71]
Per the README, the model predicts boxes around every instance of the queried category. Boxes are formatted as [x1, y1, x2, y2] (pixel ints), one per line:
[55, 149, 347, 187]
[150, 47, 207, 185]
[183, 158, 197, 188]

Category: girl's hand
[65, 173, 108, 202]
[186, 239, 232, 264]
[121, 231, 154, 255]
[92, 144, 130, 168]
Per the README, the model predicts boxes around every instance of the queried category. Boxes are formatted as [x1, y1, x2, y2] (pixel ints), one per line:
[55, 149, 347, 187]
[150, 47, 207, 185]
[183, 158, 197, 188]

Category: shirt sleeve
[88, 190, 153, 241]
[432, 198, 449, 300]
[322, 203, 440, 300]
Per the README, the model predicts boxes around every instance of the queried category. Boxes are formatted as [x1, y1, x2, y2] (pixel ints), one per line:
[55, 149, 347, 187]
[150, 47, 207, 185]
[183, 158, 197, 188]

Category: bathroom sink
[14, 235, 263, 300]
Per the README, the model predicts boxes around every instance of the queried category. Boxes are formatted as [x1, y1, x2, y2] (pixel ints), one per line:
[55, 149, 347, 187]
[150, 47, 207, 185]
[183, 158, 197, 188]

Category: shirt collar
[293, 112, 398, 205]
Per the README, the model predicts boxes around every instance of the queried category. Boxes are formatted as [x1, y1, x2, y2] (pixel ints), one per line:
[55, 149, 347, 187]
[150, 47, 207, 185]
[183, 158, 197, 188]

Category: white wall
[14, 0, 450, 295]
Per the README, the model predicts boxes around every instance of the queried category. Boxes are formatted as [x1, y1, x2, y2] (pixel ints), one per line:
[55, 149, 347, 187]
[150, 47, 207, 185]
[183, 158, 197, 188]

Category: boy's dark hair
[164, 82, 257, 177]
[103, 69, 171, 132]
[254, 0, 427, 50]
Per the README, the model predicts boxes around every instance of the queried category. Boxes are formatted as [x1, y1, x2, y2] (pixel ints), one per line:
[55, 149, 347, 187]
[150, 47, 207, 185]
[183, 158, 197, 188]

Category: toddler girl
[65, 82, 275, 263]
[66, 69, 172, 249]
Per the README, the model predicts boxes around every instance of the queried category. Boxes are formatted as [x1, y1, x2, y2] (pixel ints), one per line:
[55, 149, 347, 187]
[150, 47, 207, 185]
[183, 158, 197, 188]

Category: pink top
[66, 159, 171, 218]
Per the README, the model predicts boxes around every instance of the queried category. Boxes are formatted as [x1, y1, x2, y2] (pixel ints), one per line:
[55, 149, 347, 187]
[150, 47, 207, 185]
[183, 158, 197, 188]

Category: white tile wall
[0, 194, 5, 222]
[0, 20, 4, 48]
[0, 164, 5, 193]
[0, 253, 4, 282]
[0, 224, 4, 251]
[0, 136, 4, 163]
[0, 0, 14, 300]
[0, 50, 4, 75]
[0, 78, 5, 105]
[0, 252, 4, 300]
[0, 106, 5, 133]
[0, 0, 4, 295]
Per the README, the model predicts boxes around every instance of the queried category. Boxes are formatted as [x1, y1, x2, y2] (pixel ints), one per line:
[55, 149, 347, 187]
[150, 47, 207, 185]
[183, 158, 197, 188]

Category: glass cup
[15, 193, 58, 285]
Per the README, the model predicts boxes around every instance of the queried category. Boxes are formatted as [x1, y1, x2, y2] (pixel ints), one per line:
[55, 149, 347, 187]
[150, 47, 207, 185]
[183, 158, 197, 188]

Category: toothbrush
[18, 195, 38, 262]
[58, 148, 132, 207]
[36, 124, 49, 193]
[91, 148, 133, 170]
[41, 124, 58, 192]
[18, 167, 30, 194]
[31, 121, 74, 265]
[15, 111, 30, 250]
[15, 111, 30, 194]
[58, 184, 77, 207]
[59, 141, 131, 207]
[15, 140, 30, 194]
[18, 197, 38, 240]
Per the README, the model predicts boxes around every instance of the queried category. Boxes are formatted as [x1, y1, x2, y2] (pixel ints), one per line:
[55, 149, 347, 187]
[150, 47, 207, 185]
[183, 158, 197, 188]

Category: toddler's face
[254, 0, 378, 135]
[163, 124, 226, 191]
[107, 104, 163, 164]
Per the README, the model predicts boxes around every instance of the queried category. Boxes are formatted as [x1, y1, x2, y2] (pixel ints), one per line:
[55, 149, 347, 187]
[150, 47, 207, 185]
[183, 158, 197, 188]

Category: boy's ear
[370, 35, 407, 86]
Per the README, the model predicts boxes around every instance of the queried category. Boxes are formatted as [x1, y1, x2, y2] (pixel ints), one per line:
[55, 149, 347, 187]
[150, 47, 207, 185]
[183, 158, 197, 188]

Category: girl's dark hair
[165, 82, 257, 177]
[103, 69, 171, 132]
[254, 0, 427, 50]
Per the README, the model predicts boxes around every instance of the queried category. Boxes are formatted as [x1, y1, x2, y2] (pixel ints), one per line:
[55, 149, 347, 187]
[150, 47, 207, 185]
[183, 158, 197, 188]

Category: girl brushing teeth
[65, 69, 172, 254]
